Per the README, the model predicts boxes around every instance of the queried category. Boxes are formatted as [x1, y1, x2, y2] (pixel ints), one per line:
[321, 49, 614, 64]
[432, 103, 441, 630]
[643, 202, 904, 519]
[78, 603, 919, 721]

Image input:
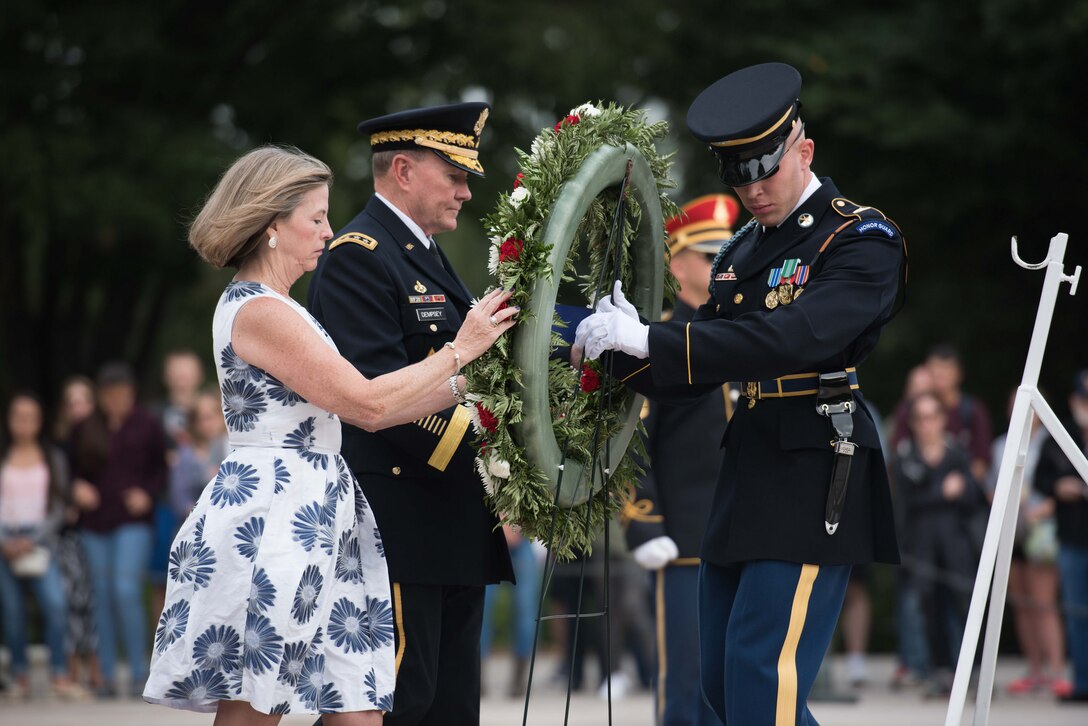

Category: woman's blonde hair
[190, 145, 333, 268]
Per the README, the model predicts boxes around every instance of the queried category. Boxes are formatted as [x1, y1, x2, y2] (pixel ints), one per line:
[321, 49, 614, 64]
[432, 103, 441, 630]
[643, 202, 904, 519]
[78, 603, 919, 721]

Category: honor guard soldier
[308, 102, 513, 725]
[623, 194, 739, 726]
[577, 63, 907, 725]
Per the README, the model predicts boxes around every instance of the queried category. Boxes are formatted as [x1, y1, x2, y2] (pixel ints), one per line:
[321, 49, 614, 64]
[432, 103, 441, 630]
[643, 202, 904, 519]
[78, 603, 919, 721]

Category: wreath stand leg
[520, 163, 634, 726]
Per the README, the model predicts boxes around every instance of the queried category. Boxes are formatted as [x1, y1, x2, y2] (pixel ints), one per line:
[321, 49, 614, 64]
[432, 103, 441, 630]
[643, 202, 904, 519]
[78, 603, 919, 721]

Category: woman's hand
[454, 288, 518, 363]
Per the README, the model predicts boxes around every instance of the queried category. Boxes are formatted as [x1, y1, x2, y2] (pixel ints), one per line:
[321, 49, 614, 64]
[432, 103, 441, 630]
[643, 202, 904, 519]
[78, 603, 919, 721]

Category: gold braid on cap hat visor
[709, 106, 795, 148]
[370, 129, 480, 159]
[669, 224, 734, 255]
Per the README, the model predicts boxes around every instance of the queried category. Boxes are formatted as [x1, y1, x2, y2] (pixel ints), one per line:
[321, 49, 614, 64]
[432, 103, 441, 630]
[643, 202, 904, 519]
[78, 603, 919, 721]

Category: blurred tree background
[3, 0, 1087, 421]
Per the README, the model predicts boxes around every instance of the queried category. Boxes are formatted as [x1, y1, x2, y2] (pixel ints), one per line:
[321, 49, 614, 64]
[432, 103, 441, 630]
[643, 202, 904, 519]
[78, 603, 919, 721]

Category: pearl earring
[268, 236, 278, 249]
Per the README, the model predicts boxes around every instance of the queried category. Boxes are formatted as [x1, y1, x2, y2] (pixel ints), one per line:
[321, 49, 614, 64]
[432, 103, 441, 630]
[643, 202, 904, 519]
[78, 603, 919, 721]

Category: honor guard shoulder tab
[329, 232, 379, 251]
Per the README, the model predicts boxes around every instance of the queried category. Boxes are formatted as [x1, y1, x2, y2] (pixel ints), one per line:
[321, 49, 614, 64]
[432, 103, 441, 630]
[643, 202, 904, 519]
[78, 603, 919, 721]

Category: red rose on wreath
[580, 367, 600, 393]
[499, 237, 523, 262]
[514, 172, 525, 188]
[476, 403, 499, 434]
[553, 114, 581, 133]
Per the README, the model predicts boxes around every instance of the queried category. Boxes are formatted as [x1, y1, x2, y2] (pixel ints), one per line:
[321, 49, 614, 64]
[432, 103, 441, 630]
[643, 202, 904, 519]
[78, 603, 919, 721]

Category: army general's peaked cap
[358, 101, 490, 176]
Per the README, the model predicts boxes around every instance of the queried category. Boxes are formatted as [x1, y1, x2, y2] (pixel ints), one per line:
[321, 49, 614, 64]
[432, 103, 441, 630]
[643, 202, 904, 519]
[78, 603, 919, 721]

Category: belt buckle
[746, 381, 758, 409]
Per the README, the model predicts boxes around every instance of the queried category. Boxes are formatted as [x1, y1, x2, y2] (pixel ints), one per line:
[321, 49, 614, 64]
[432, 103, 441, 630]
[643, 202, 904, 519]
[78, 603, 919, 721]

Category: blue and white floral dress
[144, 281, 395, 715]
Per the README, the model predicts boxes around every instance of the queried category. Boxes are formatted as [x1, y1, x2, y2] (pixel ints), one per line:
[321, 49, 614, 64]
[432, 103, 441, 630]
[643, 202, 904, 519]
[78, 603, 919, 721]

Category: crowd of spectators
[2, 344, 1086, 708]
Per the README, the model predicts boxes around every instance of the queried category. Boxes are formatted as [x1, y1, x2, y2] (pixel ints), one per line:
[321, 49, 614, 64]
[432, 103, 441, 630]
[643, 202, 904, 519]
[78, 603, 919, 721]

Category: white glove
[598, 281, 639, 320]
[579, 310, 650, 360]
[631, 536, 679, 570]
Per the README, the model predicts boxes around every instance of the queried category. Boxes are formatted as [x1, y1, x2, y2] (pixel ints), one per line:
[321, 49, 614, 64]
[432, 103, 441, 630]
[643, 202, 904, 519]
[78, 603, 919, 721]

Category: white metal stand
[945, 232, 1087, 725]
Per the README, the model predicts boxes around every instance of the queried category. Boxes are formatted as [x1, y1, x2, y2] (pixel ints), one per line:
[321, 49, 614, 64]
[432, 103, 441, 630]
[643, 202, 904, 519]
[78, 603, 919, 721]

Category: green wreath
[464, 102, 678, 559]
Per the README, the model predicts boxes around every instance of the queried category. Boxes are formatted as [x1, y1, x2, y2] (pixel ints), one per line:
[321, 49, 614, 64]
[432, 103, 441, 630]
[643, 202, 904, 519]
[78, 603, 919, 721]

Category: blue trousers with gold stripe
[699, 560, 850, 725]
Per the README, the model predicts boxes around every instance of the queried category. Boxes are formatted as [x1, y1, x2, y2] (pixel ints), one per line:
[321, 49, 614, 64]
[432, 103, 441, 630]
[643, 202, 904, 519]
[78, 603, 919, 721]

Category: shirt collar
[763, 172, 821, 231]
[374, 192, 433, 249]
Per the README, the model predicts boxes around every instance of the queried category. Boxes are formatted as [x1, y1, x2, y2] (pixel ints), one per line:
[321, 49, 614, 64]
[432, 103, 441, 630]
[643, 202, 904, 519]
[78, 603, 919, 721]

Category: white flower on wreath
[509, 186, 530, 209]
[467, 399, 483, 433]
[476, 457, 500, 495]
[487, 455, 511, 479]
[530, 133, 552, 160]
[570, 102, 602, 118]
[487, 236, 502, 275]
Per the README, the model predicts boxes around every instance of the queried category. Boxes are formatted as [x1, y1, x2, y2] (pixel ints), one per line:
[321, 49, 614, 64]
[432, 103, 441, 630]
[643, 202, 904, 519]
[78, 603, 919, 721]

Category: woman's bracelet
[443, 340, 461, 372]
[448, 375, 467, 405]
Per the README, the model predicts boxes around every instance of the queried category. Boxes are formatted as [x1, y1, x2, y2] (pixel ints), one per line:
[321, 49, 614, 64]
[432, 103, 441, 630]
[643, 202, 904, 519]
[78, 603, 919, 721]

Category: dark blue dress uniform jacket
[624, 300, 730, 559]
[307, 195, 513, 586]
[612, 178, 902, 567]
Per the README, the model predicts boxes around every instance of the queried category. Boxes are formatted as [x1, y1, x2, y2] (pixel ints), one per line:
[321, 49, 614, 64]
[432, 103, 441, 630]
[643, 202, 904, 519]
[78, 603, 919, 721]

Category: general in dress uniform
[307, 102, 513, 725]
[578, 63, 907, 725]
[622, 195, 740, 726]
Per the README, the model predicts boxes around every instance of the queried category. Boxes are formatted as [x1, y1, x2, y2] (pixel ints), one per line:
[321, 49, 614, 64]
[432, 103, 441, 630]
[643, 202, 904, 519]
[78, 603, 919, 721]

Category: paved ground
[4, 651, 1086, 725]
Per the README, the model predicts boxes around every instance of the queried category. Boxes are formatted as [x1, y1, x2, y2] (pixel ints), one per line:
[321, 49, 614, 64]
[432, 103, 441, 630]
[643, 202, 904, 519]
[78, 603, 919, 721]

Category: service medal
[778, 283, 794, 305]
[765, 289, 779, 309]
[794, 286, 805, 300]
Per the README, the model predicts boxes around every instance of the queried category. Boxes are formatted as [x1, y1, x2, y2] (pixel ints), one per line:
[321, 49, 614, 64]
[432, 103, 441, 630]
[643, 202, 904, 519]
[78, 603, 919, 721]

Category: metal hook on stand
[1011, 233, 1082, 293]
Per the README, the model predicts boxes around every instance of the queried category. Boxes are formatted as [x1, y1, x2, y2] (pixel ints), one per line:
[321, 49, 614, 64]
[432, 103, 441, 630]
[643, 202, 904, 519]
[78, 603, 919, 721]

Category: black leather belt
[743, 368, 858, 403]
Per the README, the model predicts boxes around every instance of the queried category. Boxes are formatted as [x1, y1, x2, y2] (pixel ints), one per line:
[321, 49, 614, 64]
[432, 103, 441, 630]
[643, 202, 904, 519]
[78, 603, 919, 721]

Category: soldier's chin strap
[817, 372, 856, 535]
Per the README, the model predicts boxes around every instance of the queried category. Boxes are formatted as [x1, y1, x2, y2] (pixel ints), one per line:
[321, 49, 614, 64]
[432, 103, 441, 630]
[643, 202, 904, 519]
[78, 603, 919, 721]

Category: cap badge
[414, 280, 428, 294]
[798, 213, 814, 228]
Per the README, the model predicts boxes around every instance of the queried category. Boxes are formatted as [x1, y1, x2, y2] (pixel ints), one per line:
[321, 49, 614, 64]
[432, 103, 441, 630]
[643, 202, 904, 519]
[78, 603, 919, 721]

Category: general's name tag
[416, 307, 446, 322]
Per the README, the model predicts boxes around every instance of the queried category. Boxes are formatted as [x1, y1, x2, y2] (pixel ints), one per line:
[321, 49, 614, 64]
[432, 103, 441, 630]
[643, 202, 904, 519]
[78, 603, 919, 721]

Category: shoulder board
[831, 197, 886, 221]
[329, 232, 378, 251]
[831, 197, 900, 238]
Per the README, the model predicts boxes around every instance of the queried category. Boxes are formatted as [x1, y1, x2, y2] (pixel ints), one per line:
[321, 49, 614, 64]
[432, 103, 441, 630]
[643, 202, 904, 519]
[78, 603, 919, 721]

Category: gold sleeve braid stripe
[414, 415, 449, 437]
[427, 405, 471, 471]
[622, 363, 651, 383]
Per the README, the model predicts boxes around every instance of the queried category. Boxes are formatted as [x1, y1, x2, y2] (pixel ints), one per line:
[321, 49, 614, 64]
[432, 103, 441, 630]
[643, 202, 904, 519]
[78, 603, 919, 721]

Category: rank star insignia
[414, 280, 427, 294]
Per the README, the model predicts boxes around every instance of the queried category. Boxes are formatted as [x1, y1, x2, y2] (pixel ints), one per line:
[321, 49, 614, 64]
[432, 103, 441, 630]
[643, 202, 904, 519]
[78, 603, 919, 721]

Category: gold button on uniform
[392, 466, 401, 476]
[733, 293, 744, 304]
[429, 323, 438, 332]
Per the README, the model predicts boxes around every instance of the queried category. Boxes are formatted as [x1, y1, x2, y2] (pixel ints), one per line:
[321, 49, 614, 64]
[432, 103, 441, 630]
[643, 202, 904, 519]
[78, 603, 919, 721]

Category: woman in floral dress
[143, 146, 516, 724]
